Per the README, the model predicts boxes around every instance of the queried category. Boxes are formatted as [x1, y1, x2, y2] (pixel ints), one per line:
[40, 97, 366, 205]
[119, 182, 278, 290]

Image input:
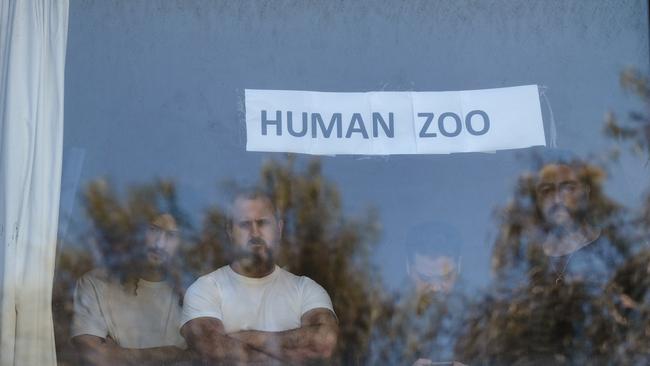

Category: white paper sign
[245, 85, 546, 155]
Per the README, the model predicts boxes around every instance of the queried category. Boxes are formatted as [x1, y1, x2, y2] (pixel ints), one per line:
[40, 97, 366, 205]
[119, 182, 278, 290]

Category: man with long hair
[457, 152, 629, 364]
[71, 213, 193, 365]
[492, 155, 624, 287]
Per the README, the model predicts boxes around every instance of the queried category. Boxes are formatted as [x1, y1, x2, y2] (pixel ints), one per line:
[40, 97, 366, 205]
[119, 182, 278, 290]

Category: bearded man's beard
[233, 238, 275, 273]
[249, 250, 274, 269]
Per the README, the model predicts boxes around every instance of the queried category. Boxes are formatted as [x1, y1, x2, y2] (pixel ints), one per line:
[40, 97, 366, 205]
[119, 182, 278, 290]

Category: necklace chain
[553, 252, 575, 285]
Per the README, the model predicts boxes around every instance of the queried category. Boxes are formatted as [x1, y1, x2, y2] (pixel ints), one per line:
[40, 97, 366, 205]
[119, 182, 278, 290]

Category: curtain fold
[0, 1, 69, 365]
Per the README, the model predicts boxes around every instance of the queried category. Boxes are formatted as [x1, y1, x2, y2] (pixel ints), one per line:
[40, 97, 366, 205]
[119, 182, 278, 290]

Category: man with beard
[71, 213, 193, 365]
[466, 154, 626, 364]
[531, 160, 606, 285]
[180, 189, 338, 365]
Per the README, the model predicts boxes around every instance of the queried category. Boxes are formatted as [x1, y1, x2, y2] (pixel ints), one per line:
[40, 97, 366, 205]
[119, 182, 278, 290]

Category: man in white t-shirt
[71, 214, 194, 365]
[181, 189, 339, 364]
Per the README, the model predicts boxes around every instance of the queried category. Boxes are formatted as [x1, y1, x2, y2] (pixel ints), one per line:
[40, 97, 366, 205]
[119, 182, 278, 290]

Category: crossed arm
[72, 335, 193, 366]
[180, 308, 338, 365]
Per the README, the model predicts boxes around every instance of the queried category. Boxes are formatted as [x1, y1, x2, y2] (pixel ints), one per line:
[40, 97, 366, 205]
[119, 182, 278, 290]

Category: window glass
[54, 1, 650, 365]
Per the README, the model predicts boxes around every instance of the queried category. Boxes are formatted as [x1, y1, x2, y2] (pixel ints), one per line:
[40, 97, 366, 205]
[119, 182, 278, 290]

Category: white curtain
[0, 0, 68, 365]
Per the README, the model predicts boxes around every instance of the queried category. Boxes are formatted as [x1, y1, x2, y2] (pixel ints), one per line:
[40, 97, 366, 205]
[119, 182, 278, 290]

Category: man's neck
[139, 267, 166, 282]
[230, 261, 275, 278]
[542, 223, 601, 256]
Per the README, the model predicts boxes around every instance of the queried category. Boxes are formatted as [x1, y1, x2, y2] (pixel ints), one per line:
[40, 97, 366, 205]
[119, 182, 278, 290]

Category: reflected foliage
[455, 70, 650, 365]
[53, 157, 388, 365]
[604, 68, 650, 158]
[369, 291, 466, 365]
[455, 159, 647, 364]
[53, 71, 650, 364]
[259, 157, 384, 364]
[54, 155, 650, 365]
[602, 68, 650, 362]
[53, 179, 188, 365]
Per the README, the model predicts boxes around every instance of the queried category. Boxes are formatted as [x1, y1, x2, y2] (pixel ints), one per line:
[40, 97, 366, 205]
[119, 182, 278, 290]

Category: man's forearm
[77, 343, 190, 366]
[118, 346, 191, 365]
[190, 328, 284, 364]
[230, 324, 337, 362]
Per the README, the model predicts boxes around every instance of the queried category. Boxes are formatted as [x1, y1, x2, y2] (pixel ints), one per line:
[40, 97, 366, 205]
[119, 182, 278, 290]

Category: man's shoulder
[189, 265, 231, 288]
[275, 266, 297, 278]
[275, 266, 305, 284]
[275, 268, 335, 315]
[275, 267, 326, 292]
[78, 268, 117, 287]
[74, 268, 127, 302]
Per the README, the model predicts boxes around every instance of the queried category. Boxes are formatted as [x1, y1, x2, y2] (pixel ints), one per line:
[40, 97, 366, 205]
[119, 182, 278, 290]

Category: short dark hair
[405, 221, 462, 264]
[228, 186, 279, 218]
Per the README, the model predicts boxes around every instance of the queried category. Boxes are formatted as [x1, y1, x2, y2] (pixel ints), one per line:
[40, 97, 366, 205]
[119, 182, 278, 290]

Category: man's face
[144, 214, 180, 268]
[408, 253, 458, 295]
[229, 197, 282, 268]
[535, 164, 589, 228]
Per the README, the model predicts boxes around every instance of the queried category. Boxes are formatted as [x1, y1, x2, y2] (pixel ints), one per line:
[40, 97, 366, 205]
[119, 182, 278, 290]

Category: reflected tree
[53, 157, 388, 365]
[186, 156, 386, 364]
[455, 68, 650, 365]
[369, 290, 467, 365]
[53, 129, 650, 365]
[604, 68, 650, 159]
[52, 178, 188, 365]
[455, 158, 636, 365]
[258, 157, 384, 364]
[601, 67, 650, 362]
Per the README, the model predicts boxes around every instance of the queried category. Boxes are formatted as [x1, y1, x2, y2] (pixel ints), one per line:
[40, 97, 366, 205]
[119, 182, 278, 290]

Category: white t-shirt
[71, 269, 186, 349]
[181, 265, 335, 333]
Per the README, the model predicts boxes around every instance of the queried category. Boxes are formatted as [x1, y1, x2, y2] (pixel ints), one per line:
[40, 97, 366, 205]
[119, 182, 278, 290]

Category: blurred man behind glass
[469, 151, 629, 364]
[405, 221, 462, 297]
[180, 188, 338, 365]
[400, 221, 466, 366]
[71, 213, 193, 365]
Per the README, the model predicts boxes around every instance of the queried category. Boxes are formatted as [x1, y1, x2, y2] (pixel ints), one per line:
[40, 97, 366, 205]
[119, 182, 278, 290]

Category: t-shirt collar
[227, 264, 279, 284]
